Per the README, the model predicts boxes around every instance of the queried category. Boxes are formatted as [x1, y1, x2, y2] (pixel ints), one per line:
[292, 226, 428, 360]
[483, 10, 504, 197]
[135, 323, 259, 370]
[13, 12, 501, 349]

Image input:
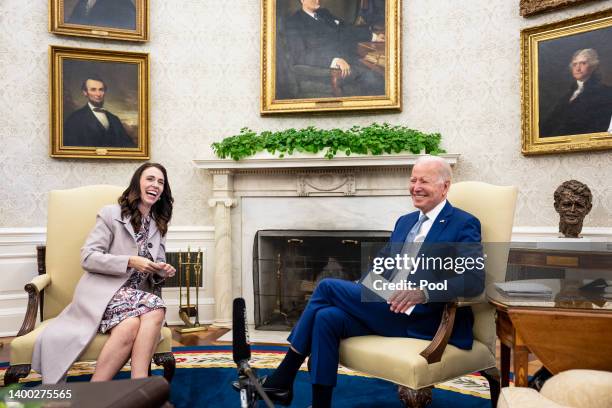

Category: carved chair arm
[419, 302, 457, 364]
[16, 274, 51, 336]
[457, 293, 486, 308]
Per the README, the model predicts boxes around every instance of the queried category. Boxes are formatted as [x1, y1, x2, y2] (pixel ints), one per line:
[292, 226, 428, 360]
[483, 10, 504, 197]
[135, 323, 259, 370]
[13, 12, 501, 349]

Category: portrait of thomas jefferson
[537, 24, 612, 139]
[65, 0, 137, 30]
[61, 59, 139, 149]
[540, 48, 612, 137]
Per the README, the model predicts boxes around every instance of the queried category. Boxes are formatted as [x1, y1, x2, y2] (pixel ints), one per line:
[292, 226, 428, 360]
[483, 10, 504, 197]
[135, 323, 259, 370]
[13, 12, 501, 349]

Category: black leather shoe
[231, 375, 293, 406]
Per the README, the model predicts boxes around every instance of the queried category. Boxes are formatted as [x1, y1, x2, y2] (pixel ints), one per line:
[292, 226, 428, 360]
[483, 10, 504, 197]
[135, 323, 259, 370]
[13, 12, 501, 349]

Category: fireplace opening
[253, 230, 390, 330]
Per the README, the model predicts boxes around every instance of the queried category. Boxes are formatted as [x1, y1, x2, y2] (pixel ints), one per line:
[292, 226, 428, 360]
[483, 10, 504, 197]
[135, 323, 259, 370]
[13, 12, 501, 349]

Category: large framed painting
[49, 0, 149, 41]
[521, 9, 612, 155]
[50, 46, 149, 159]
[261, 0, 401, 114]
[520, 0, 601, 17]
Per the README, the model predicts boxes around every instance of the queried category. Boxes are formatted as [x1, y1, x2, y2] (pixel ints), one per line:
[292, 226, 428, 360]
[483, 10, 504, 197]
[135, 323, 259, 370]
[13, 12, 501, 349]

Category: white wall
[0, 1, 611, 230]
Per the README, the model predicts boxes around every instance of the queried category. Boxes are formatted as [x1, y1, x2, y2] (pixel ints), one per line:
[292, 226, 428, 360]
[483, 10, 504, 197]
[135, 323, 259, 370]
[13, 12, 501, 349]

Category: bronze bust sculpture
[553, 180, 592, 238]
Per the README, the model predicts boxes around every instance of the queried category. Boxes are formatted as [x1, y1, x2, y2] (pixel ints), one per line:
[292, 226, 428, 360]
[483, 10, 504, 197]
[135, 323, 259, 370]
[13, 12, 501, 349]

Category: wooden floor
[1, 326, 542, 377]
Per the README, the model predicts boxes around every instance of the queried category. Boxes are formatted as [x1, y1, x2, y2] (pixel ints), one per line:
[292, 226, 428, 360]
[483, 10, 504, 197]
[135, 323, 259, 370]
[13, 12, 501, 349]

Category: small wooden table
[487, 279, 612, 387]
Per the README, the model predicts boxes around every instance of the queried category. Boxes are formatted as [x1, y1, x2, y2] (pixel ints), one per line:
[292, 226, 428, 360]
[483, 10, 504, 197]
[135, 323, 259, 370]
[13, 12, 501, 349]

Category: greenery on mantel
[211, 123, 445, 161]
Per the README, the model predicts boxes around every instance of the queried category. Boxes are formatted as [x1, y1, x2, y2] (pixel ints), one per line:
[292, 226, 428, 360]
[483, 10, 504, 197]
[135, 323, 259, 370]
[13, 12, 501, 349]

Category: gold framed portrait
[521, 9, 612, 155]
[261, 0, 401, 115]
[50, 46, 150, 159]
[49, 0, 149, 42]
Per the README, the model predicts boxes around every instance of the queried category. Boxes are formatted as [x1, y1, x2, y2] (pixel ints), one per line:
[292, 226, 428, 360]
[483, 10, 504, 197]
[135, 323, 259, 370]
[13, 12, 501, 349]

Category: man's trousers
[287, 278, 421, 386]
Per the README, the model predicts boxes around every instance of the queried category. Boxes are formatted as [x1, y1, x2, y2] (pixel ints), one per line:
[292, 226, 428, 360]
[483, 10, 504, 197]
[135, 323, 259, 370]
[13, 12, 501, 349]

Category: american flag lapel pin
[439, 219, 446, 223]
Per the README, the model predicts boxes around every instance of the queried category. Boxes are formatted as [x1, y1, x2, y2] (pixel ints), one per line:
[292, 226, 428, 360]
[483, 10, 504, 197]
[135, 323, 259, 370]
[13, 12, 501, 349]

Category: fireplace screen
[253, 230, 390, 330]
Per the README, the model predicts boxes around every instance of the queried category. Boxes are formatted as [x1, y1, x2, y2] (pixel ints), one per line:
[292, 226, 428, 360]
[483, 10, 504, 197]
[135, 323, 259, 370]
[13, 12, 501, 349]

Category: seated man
[239, 155, 485, 407]
[285, 0, 385, 97]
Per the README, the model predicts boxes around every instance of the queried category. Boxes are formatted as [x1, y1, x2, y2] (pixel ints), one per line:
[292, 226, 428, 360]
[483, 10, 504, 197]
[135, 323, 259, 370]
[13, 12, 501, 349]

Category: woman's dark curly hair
[118, 163, 174, 236]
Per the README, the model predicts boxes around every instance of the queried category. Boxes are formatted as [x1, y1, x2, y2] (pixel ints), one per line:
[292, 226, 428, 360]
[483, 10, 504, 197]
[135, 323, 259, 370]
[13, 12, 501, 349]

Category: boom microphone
[232, 297, 251, 366]
[232, 297, 274, 408]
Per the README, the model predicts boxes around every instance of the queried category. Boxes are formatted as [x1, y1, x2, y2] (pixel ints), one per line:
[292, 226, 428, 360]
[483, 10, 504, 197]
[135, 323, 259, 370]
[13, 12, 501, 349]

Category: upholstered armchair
[339, 181, 518, 407]
[498, 369, 612, 408]
[5, 185, 175, 385]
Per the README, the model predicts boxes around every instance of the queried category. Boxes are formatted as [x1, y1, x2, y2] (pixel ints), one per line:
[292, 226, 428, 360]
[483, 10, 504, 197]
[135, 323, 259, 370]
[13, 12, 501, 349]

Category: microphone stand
[237, 362, 274, 408]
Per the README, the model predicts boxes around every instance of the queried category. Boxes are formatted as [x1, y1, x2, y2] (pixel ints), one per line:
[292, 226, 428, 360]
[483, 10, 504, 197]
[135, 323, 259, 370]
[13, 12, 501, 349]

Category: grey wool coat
[32, 204, 167, 384]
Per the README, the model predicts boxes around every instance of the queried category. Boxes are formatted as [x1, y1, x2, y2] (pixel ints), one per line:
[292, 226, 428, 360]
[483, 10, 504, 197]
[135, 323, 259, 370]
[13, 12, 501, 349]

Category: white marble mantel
[193, 153, 459, 326]
[194, 152, 459, 171]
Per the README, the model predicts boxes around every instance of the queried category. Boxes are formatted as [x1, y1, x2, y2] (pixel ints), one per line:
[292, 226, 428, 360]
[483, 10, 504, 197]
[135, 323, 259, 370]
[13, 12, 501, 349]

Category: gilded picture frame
[49, 0, 149, 42]
[521, 9, 612, 155]
[520, 0, 601, 17]
[261, 0, 401, 115]
[50, 46, 150, 159]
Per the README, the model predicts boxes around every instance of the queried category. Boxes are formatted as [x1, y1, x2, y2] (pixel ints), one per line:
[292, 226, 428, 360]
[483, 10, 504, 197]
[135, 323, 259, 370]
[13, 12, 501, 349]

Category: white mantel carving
[193, 153, 459, 325]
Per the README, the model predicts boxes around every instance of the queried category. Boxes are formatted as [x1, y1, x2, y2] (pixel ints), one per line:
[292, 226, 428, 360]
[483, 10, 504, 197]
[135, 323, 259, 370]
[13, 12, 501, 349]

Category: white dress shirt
[88, 103, 109, 130]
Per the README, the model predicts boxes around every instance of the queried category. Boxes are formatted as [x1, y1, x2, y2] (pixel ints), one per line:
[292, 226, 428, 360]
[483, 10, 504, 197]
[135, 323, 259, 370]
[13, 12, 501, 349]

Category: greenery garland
[211, 123, 445, 161]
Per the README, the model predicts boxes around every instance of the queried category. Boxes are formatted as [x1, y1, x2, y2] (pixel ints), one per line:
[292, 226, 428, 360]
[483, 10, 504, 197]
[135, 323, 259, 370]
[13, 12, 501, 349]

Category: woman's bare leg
[91, 317, 141, 382]
[130, 308, 165, 379]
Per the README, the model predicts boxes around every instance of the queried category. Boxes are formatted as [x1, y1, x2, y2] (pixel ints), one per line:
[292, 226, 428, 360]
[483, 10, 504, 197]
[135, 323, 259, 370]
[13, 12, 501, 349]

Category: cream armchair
[498, 369, 612, 408]
[339, 181, 518, 407]
[5, 185, 175, 385]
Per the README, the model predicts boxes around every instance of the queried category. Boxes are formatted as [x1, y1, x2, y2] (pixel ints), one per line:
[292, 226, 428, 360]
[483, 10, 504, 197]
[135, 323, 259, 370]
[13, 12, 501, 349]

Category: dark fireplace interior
[253, 230, 390, 330]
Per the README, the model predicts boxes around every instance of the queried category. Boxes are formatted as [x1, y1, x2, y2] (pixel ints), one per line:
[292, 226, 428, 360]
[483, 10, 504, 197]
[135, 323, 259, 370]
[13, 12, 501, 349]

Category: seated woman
[33, 163, 175, 384]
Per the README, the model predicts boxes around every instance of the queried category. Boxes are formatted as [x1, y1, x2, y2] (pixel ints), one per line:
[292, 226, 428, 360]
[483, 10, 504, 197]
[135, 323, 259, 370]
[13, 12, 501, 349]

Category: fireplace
[194, 153, 458, 326]
[253, 230, 390, 330]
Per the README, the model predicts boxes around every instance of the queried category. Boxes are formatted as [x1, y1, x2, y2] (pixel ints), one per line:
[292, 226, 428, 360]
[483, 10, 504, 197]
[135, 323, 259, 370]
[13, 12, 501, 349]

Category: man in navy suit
[241, 156, 485, 408]
[63, 76, 136, 148]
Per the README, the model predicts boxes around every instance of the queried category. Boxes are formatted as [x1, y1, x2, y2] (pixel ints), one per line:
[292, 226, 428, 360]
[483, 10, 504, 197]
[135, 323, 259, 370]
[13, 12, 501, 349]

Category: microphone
[232, 298, 274, 408]
[232, 297, 251, 369]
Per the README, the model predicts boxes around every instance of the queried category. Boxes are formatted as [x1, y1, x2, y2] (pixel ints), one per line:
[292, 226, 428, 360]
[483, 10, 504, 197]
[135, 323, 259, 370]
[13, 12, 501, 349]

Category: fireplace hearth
[253, 230, 390, 330]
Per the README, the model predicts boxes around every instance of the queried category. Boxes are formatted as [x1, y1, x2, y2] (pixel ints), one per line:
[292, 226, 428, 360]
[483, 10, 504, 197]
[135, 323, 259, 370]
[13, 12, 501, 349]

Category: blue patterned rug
[1, 345, 492, 407]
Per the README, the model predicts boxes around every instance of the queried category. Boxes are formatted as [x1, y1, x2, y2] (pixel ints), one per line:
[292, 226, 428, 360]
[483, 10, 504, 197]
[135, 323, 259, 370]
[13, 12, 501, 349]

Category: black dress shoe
[231, 375, 293, 406]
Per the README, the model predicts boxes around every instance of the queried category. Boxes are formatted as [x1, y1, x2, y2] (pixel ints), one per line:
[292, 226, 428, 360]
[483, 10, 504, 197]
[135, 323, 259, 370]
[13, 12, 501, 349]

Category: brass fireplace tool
[176, 247, 208, 333]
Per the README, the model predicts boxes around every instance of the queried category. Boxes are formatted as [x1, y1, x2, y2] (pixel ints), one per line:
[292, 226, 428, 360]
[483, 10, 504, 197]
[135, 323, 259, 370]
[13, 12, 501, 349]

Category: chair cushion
[540, 369, 612, 408]
[339, 335, 496, 389]
[10, 320, 173, 366]
[498, 387, 570, 408]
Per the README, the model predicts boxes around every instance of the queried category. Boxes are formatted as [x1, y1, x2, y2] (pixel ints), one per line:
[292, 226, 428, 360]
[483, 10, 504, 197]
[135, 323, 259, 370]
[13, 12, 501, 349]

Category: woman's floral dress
[99, 216, 165, 333]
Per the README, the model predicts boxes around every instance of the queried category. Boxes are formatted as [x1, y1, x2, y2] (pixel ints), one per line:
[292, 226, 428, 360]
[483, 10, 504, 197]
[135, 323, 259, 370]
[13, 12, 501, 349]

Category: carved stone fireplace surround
[193, 153, 459, 327]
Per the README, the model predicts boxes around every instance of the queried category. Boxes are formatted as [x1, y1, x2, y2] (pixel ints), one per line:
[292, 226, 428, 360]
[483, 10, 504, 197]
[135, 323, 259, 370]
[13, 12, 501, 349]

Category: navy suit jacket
[63, 105, 136, 148]
[383, 201, 485, 349]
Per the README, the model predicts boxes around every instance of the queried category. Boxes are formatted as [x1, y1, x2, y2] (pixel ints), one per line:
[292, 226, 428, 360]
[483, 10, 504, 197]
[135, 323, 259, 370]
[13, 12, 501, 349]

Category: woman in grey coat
[33, 163, 175, 383]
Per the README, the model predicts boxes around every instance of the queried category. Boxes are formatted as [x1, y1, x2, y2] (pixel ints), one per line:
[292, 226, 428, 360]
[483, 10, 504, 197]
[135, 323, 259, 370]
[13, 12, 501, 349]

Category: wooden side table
[487, 279, 612, 387]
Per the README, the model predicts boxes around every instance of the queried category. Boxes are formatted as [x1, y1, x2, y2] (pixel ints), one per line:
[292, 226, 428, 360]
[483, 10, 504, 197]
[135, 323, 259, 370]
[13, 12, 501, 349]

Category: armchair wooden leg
[4, 364, 31, 386]
[152, 352, 175, 383]
[480, 367, 501, 408]
[398, 385, 432, 408]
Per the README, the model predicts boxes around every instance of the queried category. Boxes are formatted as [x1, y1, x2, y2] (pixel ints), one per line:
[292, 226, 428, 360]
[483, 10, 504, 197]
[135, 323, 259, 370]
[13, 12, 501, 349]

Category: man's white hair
[413, 155, 452, 183]
[569, 48, 600, 71]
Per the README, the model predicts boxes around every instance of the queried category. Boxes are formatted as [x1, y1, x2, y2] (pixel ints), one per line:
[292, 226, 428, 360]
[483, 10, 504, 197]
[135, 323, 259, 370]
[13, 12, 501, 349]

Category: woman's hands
[157, 262, 176, 278]
[128, 256, 169, 276]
